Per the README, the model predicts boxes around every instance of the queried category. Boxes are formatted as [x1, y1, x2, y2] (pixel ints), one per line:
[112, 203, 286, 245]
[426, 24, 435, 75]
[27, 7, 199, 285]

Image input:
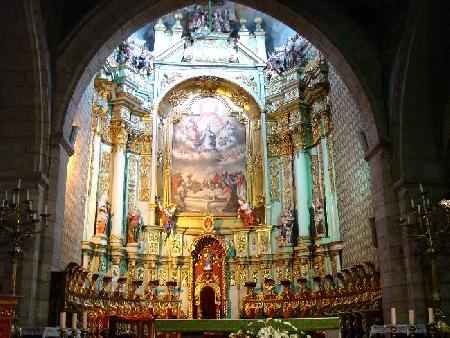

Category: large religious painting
[171, 96, 246, 213]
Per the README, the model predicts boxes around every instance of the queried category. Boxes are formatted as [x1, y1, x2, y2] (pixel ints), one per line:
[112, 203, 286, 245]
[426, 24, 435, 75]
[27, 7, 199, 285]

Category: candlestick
[60, 311, 66, 328]
[409, 309, 415, 325]
[72, 312, 77, 329]
[82, 311, 88, 330]
[391, 307, 397, 325]
[428, 307, 434, 324]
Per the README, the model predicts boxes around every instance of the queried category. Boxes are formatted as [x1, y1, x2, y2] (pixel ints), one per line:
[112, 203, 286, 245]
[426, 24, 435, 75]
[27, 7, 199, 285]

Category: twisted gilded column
[110, 118, 129, 245]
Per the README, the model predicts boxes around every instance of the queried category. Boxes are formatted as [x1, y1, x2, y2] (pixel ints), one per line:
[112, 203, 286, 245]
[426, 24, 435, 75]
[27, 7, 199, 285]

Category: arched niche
[189, 233, 229, 318]
[156, 76, 265, 227]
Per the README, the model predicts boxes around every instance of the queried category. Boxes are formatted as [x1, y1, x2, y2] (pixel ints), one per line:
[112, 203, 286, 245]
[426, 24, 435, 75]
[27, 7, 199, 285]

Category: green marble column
[294, 150, 312, 238]
[319, 136, 340, 242]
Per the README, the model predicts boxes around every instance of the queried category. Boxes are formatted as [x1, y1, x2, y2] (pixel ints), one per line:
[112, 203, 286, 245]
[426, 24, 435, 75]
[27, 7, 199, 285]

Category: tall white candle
[82, 311, 88, 330]
[419, 183, 424, 192]
[5, 190, 7, 200]
[45, 204, 48, 214]
[411, 198, 415, 208]
[391, 307, 397, 325]
[428, 308, 434, 323]
[72, 313, 77, 329]
[408, 309, 415, 325]
[12, 194, 15, 204]
[18, 179, 21, 189]
[60, 311, 66, 328]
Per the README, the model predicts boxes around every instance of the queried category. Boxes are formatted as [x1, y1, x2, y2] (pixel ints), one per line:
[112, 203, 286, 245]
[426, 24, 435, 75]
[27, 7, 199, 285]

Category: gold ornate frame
[157, 76, 263, 219]
[187, 232, 229, 318]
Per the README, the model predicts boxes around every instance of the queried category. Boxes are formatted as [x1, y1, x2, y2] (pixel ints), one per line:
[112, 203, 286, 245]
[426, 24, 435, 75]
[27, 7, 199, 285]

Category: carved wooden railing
[63, 264, 182, 336]
[241, 262, 383, 337]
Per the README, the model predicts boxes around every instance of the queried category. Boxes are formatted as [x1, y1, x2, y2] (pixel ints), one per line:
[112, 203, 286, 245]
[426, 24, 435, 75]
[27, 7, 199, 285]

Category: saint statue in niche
[203, 251, 213, 271]
[237, 199, 259, 227]
[127, 207, 142, 244]
[278, 205, 295, 246]
[314, 197, 325, 236]
[95, 199, 111, 236]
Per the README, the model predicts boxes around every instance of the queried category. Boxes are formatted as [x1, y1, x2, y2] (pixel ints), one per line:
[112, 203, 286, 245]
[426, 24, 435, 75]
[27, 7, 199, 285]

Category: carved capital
[110, 120, 129, 150]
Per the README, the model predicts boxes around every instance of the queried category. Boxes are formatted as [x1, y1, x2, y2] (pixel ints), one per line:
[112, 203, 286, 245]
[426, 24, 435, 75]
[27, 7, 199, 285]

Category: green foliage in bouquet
[230, 318, 307, 338]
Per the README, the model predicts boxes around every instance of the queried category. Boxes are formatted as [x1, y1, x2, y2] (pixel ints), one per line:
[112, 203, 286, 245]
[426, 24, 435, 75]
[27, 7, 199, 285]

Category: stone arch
[51, 0, 405, 322]
[54, 0, 384, 152]
[50, 0, 396, 320]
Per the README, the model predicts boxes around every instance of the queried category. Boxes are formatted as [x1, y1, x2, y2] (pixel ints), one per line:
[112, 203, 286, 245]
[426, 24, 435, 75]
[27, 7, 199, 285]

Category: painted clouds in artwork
[171, 97, 246, 213]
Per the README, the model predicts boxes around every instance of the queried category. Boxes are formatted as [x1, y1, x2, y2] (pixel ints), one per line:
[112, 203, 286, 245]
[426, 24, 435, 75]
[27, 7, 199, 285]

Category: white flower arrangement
[230, 318, 307, 338]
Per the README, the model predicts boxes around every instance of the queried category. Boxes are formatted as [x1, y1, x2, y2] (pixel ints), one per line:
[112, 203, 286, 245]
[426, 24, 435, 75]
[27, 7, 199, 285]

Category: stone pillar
[109, 120, 129, 245]
[32, 136, 72, 326]
[239, 19, 250, 47]
[254, 18, 267, 62]
[172, 13, 183, 45]
[153, 18, 167, 56]
[294, 150, 311, 238]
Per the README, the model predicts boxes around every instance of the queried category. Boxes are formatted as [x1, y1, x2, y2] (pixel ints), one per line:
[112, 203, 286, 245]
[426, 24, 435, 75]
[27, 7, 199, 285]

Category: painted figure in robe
[127, 207, 142, 244]
[237, 199, 259, 227]
[95, 199, 111, 236]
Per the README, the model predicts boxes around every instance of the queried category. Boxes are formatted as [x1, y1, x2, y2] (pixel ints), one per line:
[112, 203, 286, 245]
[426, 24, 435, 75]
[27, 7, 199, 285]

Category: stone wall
[61, 82, 94, 269]
[328, 66, 377, 268]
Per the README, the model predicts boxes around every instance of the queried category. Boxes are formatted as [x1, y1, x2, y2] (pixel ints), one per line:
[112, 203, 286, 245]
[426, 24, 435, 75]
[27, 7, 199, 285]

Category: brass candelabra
[405, 186, 450, 335]
[0, 183, 49, 295]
